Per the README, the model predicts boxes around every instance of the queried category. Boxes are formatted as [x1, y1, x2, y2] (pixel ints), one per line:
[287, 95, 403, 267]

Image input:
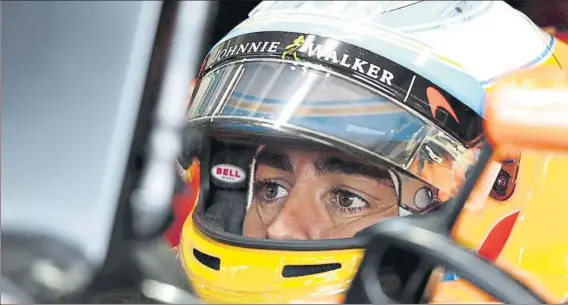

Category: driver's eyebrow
[314, 157, 392, 182]
[255, 150, 293, 172]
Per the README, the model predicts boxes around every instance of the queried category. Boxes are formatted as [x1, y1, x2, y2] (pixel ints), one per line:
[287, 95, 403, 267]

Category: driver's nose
[266, 185, 327, 240]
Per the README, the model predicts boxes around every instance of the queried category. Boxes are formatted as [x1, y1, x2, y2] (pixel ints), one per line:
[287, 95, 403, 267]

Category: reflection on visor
[188, 60, 478, 198]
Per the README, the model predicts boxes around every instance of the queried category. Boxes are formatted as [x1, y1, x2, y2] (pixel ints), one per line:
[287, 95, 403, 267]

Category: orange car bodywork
[432, 42, 568, 303]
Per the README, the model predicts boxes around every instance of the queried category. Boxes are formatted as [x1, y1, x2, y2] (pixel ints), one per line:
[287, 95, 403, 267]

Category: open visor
[187, 59, 480, 202]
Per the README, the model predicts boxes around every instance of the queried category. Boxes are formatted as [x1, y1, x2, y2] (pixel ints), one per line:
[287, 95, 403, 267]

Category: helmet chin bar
[345, 143, 548, 304]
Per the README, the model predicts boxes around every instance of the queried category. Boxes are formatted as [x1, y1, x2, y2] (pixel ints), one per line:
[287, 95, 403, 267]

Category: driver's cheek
[266, 184, 331, 240]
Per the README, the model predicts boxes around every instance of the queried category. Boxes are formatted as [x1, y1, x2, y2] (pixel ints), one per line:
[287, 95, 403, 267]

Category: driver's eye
[254, 181, 288, 203]
[334, 190, 367, 209]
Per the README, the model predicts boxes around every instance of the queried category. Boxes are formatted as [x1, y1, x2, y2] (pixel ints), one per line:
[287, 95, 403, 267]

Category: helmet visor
[188, 59, 477, 198]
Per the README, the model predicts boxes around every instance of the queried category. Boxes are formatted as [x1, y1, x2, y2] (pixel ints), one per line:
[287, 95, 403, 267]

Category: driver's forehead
[256, 146, 393, 182]
[259, 146, 366, 166]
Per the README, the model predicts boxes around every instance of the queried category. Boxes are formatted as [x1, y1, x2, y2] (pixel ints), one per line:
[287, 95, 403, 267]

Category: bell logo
[216, 167, 241, 178]
[211, 164, 246, 184]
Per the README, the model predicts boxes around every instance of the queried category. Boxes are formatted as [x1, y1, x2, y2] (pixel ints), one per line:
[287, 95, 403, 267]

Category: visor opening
[193, 248, 221, 271]
[282, 263, 342, 277]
